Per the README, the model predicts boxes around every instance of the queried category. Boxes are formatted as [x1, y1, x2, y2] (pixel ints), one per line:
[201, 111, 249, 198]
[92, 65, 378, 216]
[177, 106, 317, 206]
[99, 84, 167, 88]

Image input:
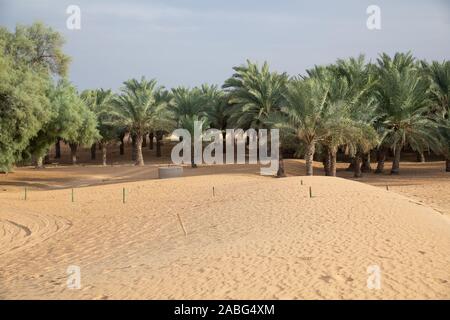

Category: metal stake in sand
[177, 213, 188, 236]
[24, 187, 27, 201]
[212, 186, 215, 197]
[309, 186, 313, 198]
[71, 188, 74, 202]
[386, 185, 389, 191]
[122, 187, 126, 204]
[301, 180, 303, 185]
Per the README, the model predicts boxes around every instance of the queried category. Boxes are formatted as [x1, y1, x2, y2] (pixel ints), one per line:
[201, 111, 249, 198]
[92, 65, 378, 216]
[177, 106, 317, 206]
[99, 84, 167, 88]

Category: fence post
[177, 213, 188, 236]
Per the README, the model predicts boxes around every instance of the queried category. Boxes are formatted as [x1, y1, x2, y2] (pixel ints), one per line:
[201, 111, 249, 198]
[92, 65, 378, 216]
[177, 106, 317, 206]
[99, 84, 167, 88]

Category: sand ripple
[0, 175, 449, 299]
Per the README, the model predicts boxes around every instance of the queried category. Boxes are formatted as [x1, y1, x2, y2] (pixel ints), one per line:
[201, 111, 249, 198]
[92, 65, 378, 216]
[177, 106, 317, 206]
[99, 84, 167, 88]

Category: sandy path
[0, 175, 449, 299]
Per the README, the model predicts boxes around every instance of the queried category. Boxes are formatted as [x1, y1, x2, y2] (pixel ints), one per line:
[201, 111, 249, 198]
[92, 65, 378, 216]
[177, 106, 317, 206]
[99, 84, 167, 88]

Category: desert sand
[0, 159, 449, 299]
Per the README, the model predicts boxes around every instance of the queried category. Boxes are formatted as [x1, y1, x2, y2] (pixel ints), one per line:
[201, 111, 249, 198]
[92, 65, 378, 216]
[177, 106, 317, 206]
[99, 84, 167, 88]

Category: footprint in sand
[319, 275, 333, 283]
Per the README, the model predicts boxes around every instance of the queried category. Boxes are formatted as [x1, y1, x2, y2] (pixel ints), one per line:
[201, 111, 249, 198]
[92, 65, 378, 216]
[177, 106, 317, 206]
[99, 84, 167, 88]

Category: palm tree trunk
[119, 134, 125, 155]
[142, 134, 147, 147]
[446, 158, 450, 172]
[346, 158, 355, 171]
[391, 145, 402, 175]
[375, 148, 386, 174]
[35, 155, 44, 169]
[222, 131, 227, 158]
[135, 134, 144, 166]
[277, 148, 285, 177]
[69, 143, 78, 165]
[90, 143, 96, 160]
[131, 133, 137, 161]
[149, 132, 154, 150]
[305, 142, 315, 176]
[416, 151, 425, 163]
[256, 134, 260, 162]
[156, 139, 161, 157]
[102, 143, 107, 166]
[55, 138, 61, 159]
[323, 148, 331, 176]
[191, 143, 197, 168]
[354, 153, 362, 178]
[361, 153, 372, 173]
[330, 147, 337, 177]
[156, 132, 163, 157]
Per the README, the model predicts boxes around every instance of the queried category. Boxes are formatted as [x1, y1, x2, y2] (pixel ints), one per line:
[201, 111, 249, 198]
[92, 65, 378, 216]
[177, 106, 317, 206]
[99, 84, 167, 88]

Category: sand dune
[2, 159, 449, 215]
[0, 174, 449, 299]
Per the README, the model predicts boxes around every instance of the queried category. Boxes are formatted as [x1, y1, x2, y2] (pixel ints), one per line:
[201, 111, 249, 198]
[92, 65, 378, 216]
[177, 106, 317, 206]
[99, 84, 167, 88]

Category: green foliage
[200, 84, 229, 131]
[0, 34, 51, 171]
[375, 53, 441, 155]
[170, 84, 229, 134]
[0, 22, 70, 76]
[82, 88, 118, 144]
[223, 60, 288, 129]
[421, 60, 450, 158]
[171, 86, 209, 123]
[280, 77, 331, 145]
[325, 56, 379, 155]
[27, 80, 99, 162]
[0, 22, 71, 171]
[179, 114, 210, 137]
[74, 109, 99, 147]
[113, 77, 175, 136]
[265, 57, 379, 176]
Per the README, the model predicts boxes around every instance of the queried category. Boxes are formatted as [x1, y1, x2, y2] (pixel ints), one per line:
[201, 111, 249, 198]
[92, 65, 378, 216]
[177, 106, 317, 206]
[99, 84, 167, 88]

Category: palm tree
[318, 75, 357, 176]
[201, 84, 229, 155]
[439, 116, 450, 172]
[223, 60, 288, 130]
[346, 120, 379, 178]
[280, 70, 378, 177]
[374, 54, 441, 174]
[171, 86, 208, 124]
[171, 85, 231, 167]
[421, 60, 450, 171]
[82, 89, 117, 166]
[280, 77, 333, 176]
[178, 115, 210, 167]
[329, 56, 379, 175]
[112, 77, 172, 166]
[200, 84, 228, 130]
[153, 88, 174, 157]
[223, 60, 288, 176]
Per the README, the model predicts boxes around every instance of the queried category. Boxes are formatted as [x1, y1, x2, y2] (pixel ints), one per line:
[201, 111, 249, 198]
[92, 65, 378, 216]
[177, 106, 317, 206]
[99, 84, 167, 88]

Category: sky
[1, 0, 449, 91]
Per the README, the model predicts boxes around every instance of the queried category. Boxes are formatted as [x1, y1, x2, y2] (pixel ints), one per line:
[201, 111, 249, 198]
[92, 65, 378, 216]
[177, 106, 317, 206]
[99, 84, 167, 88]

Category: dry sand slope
[0, 175, 449, 299]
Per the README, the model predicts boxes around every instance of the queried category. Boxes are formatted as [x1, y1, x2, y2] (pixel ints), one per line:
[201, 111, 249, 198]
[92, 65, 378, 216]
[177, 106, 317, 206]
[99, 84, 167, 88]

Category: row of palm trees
[80, 52, 449, 176]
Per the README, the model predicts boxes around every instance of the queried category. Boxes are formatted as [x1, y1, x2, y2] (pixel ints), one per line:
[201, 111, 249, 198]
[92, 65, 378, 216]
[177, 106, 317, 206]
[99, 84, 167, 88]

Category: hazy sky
[1, 0, 449, 91]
